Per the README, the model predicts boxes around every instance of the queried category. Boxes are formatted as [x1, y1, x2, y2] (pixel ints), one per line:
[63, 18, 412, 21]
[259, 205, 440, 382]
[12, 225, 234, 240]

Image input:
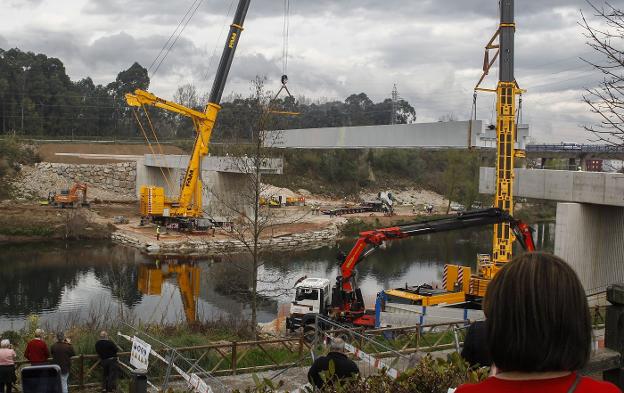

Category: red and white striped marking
[457, 267, 464, 285]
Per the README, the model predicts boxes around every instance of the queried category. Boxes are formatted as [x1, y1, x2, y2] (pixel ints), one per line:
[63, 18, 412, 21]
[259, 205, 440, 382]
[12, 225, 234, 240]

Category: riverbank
[0, 201, 113, 243]
[112, 222, 341, 255]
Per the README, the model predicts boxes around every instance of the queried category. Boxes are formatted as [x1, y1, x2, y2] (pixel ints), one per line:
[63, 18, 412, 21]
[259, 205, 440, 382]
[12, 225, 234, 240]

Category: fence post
[604, 283, 624, 389]
[79, 355, 84, 389]
[231, 341, 238, 376]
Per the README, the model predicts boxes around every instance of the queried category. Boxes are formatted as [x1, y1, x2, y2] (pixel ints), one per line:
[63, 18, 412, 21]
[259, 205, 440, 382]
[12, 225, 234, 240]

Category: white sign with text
[130, 336, 151, 370]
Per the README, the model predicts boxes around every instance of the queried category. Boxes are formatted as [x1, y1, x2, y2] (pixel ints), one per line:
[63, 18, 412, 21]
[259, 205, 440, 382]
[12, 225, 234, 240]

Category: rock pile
[112, 225, 339, 255]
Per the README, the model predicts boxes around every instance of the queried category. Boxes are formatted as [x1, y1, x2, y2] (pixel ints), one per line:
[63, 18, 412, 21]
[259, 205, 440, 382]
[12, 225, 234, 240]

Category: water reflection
[0, 223, 555, 330]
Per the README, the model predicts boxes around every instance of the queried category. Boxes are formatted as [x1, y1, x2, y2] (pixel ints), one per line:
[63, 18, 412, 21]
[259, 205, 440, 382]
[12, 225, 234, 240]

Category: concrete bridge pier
[555, 203, 624, 295]
[135, 155, 282, 218]
[480, 168, 624, 293]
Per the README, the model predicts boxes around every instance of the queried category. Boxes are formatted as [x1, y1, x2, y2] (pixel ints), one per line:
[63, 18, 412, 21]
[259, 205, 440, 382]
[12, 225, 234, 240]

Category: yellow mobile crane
[470, 0, 524, 296]
[126, 0, 251, 228]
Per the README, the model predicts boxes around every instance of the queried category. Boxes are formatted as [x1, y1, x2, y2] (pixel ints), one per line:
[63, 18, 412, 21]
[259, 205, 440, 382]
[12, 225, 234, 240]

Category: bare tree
[208, 76, 308, 335]
[580, 1, 624, 144]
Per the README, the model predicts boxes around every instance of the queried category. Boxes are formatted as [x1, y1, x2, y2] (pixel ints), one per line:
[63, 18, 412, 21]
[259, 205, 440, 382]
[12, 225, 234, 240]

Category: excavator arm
[339, 208, 535, 293]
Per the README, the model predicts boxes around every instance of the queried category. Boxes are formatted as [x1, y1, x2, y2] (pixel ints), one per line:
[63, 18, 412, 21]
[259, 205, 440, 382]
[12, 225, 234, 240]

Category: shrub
[238, 353, 489, 393]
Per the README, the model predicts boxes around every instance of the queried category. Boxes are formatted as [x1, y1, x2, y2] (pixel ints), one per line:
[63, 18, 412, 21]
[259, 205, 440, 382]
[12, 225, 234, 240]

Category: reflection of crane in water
[137, 260, 201, 323]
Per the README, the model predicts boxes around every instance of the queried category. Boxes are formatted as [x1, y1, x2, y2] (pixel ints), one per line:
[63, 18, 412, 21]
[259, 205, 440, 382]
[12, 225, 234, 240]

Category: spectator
[51, 332, 75, 393]
[24, 329, 49, 365]
[95, 331, 118, 393]
[461, 320, 491, 367]
[308, 338, 359, 389]
[456, 252, 620, 393]
[0, 339, 16, 393]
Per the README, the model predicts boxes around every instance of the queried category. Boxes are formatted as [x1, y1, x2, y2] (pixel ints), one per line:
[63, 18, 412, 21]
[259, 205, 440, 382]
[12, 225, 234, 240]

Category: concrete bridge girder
[265, 121, 530, 150]
[479, 167, 624, 207]
[479, 167, 624, 293]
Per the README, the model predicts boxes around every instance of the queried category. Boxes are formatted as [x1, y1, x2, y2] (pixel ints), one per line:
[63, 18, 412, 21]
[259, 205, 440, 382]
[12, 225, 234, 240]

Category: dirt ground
[36, 143, 184, 164]
[0, 201, 111, 242]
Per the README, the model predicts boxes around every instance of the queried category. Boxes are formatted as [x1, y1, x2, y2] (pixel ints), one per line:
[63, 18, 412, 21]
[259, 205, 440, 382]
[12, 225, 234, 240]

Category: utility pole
[391, 84, 399, 125]
[21, 65, 30, 133]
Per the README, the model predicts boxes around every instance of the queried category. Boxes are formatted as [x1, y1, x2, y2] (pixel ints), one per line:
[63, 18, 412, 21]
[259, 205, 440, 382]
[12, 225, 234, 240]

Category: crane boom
[339, 208, 535, 293]
[127, 0, 251, 221]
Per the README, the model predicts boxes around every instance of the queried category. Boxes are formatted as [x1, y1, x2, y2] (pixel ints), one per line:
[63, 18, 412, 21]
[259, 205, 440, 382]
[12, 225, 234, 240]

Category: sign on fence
[130, 336, 152, 370]
[188, 372, 212, 393]
[197, 379, 210, 393]
[188, 373, 200, 388]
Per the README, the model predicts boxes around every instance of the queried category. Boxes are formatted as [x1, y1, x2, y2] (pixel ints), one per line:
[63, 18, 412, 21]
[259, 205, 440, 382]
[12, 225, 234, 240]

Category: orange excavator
[47, 182, 89, 208]
[138, 260, 201, 323]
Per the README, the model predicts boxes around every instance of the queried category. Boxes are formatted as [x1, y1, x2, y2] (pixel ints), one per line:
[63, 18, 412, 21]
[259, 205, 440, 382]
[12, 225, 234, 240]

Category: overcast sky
[0, 0, 615, 143]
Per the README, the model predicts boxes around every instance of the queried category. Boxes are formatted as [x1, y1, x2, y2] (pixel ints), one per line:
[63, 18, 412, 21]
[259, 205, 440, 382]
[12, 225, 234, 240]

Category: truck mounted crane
[286, 208, 535, 332]
[126, 0, 251, 228]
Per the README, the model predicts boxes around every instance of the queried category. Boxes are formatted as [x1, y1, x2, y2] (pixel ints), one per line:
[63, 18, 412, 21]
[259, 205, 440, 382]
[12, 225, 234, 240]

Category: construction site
[1, 0, 624, 391]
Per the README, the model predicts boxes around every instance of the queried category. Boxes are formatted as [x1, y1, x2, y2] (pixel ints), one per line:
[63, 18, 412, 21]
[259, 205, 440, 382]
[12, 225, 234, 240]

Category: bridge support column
[554, 203, 624, 294]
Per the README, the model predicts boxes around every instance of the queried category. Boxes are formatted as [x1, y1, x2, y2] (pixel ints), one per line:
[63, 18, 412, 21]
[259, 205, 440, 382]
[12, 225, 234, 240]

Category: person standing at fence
[461, 320, 492, 367]
[0, 339, 16, 393]
[455, 252, 620, 393]
[24, 329, 49, 365]
[308, 338, 359, 389]
[51, 332, 75, 393]
[95, 331, 119, 393]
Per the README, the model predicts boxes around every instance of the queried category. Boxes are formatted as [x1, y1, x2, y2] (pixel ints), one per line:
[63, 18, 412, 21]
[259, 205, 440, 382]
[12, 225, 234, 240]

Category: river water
[0, 224, 554, 331]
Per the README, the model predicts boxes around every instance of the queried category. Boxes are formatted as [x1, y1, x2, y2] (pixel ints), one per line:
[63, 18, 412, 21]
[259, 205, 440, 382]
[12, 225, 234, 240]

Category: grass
[0, 226, 55, 237]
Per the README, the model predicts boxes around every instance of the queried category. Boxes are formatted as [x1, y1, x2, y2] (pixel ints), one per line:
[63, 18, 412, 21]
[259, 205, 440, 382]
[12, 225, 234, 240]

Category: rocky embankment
[13, 162, 136, 201]
[111, 224, 340, 255]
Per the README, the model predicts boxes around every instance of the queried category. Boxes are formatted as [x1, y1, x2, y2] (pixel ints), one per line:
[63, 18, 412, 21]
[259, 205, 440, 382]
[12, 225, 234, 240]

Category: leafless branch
[579, 1, 624, 144]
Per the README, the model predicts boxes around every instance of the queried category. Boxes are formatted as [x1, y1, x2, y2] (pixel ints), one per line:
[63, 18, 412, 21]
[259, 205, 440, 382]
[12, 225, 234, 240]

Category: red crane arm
[339, 208, 535, 293]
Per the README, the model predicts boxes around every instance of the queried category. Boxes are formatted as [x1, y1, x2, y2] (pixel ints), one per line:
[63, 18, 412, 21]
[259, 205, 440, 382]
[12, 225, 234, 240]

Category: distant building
[586, 159, 603, 172]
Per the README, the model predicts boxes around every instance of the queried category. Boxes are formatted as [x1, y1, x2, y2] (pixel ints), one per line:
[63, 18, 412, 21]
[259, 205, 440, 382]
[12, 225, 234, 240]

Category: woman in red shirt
[456, 253, 620, 393]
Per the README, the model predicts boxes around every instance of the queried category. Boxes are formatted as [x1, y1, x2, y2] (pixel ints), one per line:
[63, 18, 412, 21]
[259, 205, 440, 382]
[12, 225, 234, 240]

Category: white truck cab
[286, 277, 331, 332]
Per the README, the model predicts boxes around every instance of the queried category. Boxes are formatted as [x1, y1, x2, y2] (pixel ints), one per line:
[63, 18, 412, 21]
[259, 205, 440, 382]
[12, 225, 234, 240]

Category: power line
[147, 0, 202, 74]
[151, 0, 205, 79]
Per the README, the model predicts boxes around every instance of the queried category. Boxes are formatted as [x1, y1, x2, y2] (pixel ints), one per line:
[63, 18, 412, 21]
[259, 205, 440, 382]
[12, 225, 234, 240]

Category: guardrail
[527, 144, 624, 154]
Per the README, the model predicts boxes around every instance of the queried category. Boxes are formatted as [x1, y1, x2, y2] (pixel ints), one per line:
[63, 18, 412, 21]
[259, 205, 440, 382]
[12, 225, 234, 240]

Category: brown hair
[484, 252, 591, 372]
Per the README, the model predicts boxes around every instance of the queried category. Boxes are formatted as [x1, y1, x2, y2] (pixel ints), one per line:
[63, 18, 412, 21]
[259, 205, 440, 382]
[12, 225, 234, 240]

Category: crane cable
[142, 104, 176, 187]
[281, 0, 290, 79]
[148, 0, 202, 75]
[150, 0, 205, 78]
[131, 107, 175, 193]
[270, 0, 300, 115]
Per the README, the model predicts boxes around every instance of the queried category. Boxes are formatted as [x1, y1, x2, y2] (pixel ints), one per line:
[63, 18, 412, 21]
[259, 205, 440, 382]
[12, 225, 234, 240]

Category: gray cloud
[0, 0, 615, 142]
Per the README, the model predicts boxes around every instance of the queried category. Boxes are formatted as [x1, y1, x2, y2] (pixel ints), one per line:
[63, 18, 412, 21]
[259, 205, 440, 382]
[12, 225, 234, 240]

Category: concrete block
[605, 175, 624, 207]
[573, 171, 606, 204]
[544, 170, 574, 201]
[479, 167, 496, 194]
[516, 169, 545, 199]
